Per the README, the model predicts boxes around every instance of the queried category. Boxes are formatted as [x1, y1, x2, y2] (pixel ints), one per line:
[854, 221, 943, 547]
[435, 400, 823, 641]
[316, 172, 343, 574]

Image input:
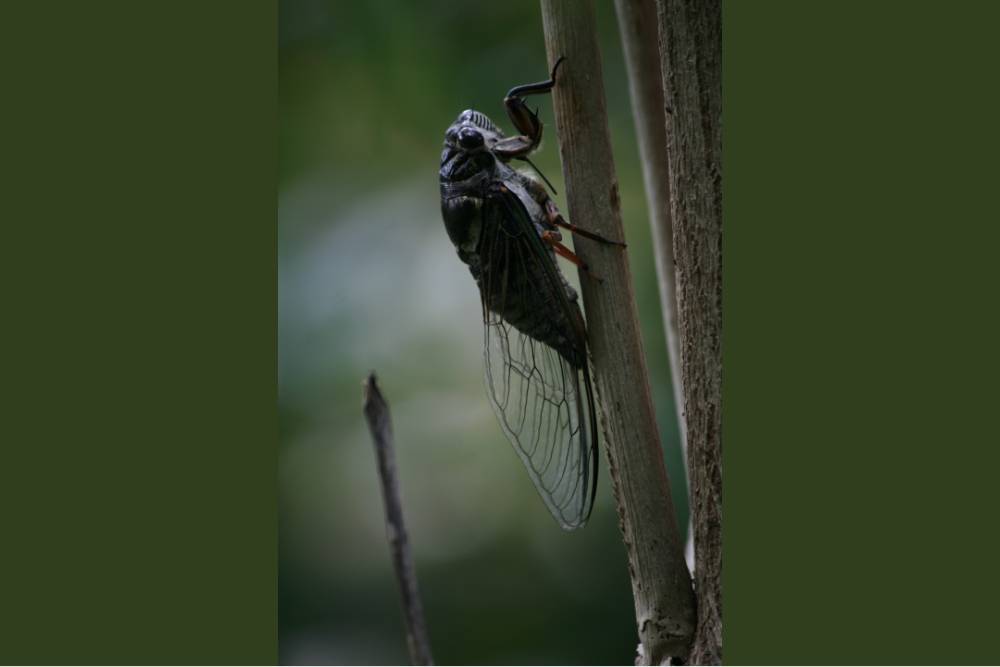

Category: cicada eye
[458, 128, 484, 149]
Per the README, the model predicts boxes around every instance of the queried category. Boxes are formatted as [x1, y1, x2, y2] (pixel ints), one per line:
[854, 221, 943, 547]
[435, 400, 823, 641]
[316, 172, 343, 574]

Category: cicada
[438, 59, 623, 529]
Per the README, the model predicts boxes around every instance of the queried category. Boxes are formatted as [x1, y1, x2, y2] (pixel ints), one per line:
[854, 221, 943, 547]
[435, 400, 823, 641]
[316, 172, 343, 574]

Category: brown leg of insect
[526, 178, 627, 247]
[493, 57, 566, 160]
[545, 200, 627, 247]
[541, 231, 604, 283]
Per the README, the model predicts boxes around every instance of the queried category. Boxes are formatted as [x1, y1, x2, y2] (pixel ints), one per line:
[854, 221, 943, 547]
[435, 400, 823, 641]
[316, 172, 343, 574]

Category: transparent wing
[483, 312, 596, 529]
[478, 186, 597, 530]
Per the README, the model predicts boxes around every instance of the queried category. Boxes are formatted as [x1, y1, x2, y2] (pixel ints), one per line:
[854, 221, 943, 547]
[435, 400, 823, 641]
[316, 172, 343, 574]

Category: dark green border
[725, 1, 1000, 664]
[6, 0, 1000, 663]
[1, 0, 277, 663]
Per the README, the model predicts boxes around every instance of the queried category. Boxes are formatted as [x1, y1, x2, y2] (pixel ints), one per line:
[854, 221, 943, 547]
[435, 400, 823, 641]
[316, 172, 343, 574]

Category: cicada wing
[483, 313, 596, 529]
[478, 186, 598, 530]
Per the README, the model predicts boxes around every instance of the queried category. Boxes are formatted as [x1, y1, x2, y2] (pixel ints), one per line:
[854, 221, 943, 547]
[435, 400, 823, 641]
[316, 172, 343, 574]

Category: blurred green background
[279, 1, 687, 663]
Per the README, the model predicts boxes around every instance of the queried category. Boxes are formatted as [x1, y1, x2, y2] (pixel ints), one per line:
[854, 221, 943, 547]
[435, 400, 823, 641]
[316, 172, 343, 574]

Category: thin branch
[612, 0, 693, 571]
[536, 1, 696, 663]
[362, 373, 434, 666]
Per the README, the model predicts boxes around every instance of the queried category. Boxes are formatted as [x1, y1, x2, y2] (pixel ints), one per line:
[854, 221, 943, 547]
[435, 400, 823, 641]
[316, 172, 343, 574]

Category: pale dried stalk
[537, 0, 696, 663]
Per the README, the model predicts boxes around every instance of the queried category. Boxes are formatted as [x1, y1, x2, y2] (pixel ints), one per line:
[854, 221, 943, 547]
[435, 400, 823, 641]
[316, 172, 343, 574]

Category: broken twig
[362, 373, 434, 666]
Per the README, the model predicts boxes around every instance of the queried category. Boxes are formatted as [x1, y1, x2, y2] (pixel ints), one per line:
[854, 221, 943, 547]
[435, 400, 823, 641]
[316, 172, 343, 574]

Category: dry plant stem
[655, 0, 723, 663]
[362, 373, 434, 666]
[611, 0, 693, 570]
[537, 1, 696, 663]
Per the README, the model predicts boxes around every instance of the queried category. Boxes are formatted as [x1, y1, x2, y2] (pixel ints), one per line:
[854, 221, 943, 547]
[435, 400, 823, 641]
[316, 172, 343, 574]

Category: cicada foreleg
[493, 57, 565, 160]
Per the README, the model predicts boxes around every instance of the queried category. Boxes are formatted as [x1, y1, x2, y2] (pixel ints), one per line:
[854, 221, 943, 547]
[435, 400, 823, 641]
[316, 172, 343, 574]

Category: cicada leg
[526, 177, 628, 248]
[541, 230, 605, 283]
[493, 57, 565, 160]
[545, 199, 628, 247]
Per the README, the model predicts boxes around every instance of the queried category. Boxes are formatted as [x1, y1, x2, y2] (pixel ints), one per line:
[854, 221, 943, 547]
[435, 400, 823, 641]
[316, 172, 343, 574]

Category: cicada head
[440, 109, 506, 181]
[448, 109, 504, 148]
